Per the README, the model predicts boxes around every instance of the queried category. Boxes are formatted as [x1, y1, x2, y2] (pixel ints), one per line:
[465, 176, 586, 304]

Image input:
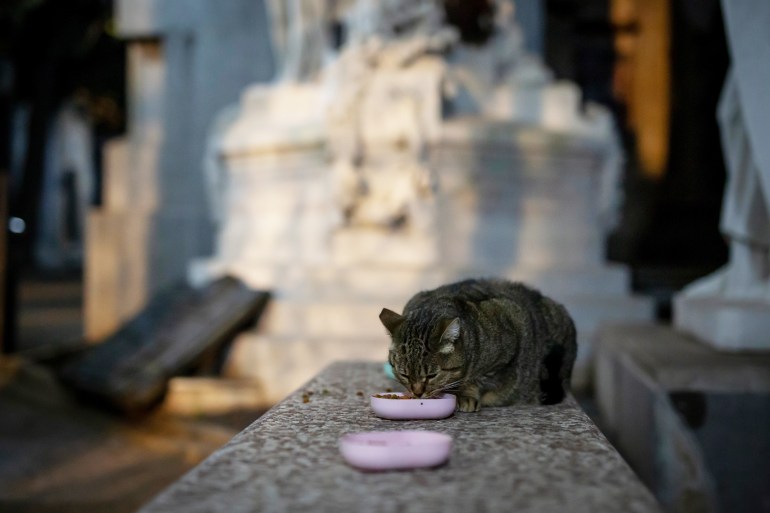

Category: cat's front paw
[457, 396, 480, 412]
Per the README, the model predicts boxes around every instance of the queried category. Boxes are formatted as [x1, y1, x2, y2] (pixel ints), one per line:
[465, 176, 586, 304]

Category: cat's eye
[426, 373, 438, 380]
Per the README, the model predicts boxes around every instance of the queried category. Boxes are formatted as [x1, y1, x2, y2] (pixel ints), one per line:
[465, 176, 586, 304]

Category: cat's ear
[379, 308, 404, 335]
[438, 317, 460, 354]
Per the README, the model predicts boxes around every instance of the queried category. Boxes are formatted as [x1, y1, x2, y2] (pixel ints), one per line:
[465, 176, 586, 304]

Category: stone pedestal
[674, 295, 770, 352]
[595, 323, 770, 513]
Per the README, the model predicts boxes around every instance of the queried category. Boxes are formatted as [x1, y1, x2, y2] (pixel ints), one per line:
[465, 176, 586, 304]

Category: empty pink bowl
[339, 430, 452, 470]
[370, 392, 456, 420]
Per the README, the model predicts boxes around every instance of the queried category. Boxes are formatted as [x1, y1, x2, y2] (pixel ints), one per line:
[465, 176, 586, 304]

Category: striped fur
[380, 278, 577, 412]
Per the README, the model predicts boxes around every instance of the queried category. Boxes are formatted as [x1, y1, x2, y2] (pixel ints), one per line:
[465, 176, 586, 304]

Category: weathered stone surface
[137, 361, 662, 513]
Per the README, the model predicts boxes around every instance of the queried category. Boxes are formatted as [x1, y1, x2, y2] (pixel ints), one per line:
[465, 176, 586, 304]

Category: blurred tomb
[183, 0, 652, 404]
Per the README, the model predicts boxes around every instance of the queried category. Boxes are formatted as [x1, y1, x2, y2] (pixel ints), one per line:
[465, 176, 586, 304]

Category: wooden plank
[59, 276, 270, 414]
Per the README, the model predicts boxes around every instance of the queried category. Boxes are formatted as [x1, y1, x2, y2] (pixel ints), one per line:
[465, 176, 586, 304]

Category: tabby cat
[379, 278, 577, 412]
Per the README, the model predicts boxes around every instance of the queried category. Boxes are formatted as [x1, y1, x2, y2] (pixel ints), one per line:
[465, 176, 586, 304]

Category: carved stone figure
[674, 0, 770, 350]
[324, 0, 455, 229]
[682, 73, 770, 301]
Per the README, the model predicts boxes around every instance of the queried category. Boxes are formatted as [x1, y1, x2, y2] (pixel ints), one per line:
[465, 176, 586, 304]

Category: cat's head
[379, 307, 465, 398]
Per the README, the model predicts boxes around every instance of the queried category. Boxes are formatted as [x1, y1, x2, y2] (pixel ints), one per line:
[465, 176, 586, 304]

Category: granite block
[595, 323, 770, 513]
[138, 361, 661, 513]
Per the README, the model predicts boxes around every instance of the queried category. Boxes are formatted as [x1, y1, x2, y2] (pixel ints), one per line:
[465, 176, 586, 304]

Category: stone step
[222, 334, 390, 404]
[162, 377, 268, 416]
[256, 290, 652, 340]
[332, 224, 605, 268]
[562, 294, 655, 391]
[192, 262, 633, 302]
[562, 294, 655, 335]
[224, 292, 653, 402]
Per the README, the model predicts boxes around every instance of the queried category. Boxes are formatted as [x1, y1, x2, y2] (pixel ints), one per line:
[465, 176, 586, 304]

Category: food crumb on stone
[302, 393, 310, 403]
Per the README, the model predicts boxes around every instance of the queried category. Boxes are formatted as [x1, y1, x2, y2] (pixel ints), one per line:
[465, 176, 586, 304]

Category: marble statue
[674, 0, 770, 350]
[683, 73, 770, 301]
[325, 0, 456, 229]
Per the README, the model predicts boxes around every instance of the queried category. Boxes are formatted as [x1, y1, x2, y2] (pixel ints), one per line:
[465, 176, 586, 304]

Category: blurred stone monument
[191, 0, 652, 404]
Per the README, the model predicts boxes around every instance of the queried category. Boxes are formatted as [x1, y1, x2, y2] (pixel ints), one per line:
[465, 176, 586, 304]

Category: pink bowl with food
[370, 392, 456, 420]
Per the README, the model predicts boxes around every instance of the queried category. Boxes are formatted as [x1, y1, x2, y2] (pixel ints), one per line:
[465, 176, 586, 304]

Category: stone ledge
[138, 361, 662, 513]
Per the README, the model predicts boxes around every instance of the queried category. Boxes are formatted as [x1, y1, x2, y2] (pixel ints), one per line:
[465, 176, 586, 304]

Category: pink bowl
[339, 430, 452, 470]
[370, 392, 456, 420]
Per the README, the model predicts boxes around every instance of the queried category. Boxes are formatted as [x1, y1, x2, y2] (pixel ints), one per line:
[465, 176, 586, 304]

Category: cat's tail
[540, 301, 578, 405]
[540, 345, 568, 404]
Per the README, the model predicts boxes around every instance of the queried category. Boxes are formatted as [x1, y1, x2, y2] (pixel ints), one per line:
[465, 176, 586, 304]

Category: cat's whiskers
[427, 379, 465, 398]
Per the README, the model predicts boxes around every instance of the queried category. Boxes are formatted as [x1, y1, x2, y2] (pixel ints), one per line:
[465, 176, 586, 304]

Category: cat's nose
[411, 382, 425, 397]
